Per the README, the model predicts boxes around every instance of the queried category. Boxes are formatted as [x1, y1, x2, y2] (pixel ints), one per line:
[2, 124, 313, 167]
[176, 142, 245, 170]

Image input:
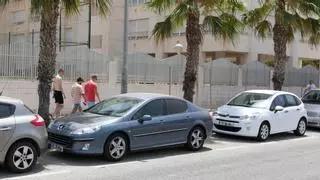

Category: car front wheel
[187, 126, 205, 151]
[6, 141, 38, 173]
[103, 133, 128, 161]
[257, 122, 270, 141]
[294, 119, 307, 136]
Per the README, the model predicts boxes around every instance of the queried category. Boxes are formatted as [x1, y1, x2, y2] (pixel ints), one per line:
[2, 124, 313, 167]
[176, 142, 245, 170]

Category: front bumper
[48, 132, 103, 155]
[307, 117, 320, 127]
[212, 117, 260, 137]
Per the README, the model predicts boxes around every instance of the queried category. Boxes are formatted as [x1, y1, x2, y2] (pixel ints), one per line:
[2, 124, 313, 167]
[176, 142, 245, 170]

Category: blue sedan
[47, 93, 213, 161]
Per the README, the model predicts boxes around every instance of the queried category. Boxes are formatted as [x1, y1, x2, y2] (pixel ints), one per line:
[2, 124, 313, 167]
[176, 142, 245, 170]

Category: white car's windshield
[85, 97, 143, 117]
[227, 92, 272, 109]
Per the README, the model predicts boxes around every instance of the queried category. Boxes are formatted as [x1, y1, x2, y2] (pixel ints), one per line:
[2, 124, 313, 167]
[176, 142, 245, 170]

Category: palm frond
[203, 13, 244, 44]
[242, 1, 274, 28]
[61, 0, 80, 16]
[0, 0, 9, 5]
[93, 0, 112, 16]
[309, 32, 320, 47]
[170, 2, 189, 27]
[254, 20, 272, 39]
[152, 16, 174, 44]
[147, 0, 176, 14]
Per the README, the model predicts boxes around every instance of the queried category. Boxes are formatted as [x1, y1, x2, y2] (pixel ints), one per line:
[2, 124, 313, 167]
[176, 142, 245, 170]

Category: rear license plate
[219, 121, 234, 127]
[49, 142, 64, 152]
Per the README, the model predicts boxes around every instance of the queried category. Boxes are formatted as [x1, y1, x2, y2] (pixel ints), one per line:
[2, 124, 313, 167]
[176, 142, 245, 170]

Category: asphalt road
[2, 129, 320, 180]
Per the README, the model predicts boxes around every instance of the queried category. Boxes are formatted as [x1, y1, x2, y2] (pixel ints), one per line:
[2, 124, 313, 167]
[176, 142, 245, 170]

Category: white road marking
[4, 170, 71, 180]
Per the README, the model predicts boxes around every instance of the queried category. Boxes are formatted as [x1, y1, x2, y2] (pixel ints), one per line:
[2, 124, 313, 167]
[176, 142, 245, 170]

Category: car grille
[48, 132, 73, 148]
[307, 111, 318, 117]
[217, 113, 240, 119]
[214, 124, 241, 132]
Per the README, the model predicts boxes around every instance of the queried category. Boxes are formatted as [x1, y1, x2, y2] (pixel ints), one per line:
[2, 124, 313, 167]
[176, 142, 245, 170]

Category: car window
[165, 99, 188, 115]
[285, 95, 298, 107]
[294, 96, 302, 105]
[227, 92, 272, 109]
[132, 99, 165, 120]
[302, 90, 320, 104]
[270, 95, 286, 110]
[0, 103, 14, 119]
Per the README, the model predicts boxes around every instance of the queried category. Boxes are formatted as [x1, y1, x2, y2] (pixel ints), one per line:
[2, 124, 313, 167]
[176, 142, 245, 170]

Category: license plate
[219, 121, 234, 127]
[49, 142, 64, 152]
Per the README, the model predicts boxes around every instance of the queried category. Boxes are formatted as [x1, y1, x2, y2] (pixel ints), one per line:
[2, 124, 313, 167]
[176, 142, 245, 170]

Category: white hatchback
[212, 90, 308, 141]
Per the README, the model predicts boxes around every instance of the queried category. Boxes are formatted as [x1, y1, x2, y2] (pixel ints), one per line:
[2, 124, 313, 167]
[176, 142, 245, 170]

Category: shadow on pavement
[210, 131, 312, 144]
[0, 163, 46, 179]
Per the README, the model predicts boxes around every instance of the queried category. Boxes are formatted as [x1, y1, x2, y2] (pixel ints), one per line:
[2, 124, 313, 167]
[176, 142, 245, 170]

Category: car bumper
[212, 118, 259, 137]
[48, 133, 103, 155]
[307, 117, 320, 127]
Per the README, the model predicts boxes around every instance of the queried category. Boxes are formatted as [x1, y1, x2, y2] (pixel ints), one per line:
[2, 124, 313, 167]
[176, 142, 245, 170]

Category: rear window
[0, 103, 15, 118]
[165, 99, 188, 115]
[302, 90, 320, 104]
[24, 105, 35, 114]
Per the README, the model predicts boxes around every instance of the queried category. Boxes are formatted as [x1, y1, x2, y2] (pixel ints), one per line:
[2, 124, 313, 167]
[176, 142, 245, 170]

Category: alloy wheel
[191, 129, 204, 149]
[260, 124, 269, 140]
[109, 137, 126, 159]
[13, 146, 34, 170]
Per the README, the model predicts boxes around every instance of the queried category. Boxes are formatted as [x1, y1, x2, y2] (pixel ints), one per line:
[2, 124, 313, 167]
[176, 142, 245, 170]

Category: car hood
[217, 105, 264, 116]
[49, 112, 120, 132]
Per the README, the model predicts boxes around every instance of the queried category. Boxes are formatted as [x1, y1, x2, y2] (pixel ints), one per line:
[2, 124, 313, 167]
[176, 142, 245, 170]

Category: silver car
[0, 96, 47, 173]
[47, 93, 213, 161]
[302, 89, 320, 127]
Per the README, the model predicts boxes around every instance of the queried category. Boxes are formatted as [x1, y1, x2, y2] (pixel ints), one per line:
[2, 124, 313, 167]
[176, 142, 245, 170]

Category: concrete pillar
[290, 33, 301, 68]
[155, 42, 165, 59]
[196, 52, 206, 106]
[237, 67, 243, 86]
[108, 59, 118, 88]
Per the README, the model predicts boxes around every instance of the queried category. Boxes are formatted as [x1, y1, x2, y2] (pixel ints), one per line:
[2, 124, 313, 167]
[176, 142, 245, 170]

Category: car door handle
[296, 108, 300, 111]
[0, 127, 12, 131]
[284, 110, 289, 113]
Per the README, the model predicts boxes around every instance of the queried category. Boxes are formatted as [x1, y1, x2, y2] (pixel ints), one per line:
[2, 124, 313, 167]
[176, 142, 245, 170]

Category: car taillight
[208, 112, 213, 120]
[31, 115, 45, 127]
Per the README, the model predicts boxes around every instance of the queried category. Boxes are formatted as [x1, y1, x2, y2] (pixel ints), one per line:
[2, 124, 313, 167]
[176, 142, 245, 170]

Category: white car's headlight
[71, 126, 101, 135]
[240, 113, 260, 120]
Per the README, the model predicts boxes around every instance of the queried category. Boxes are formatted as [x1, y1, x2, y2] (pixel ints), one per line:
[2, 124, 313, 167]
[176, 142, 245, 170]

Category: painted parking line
[4, 170, 71, 180]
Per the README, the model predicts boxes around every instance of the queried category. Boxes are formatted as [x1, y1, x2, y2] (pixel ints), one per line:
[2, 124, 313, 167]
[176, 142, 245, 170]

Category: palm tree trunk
[183, 11, 201, 102]
[37, 1, 60, 125]
[272, 0, 287, 91]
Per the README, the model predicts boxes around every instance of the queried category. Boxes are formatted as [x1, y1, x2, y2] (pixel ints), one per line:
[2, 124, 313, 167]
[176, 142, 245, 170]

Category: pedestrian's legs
[88, 101, 95, 108]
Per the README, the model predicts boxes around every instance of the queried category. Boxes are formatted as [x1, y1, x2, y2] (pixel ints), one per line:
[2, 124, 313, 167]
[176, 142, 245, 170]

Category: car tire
[103, 133, 128, 162]
[294, 118, 307, 136]
[6, 141, 38, 173]
[187, 126, 205, 151]
[257, 122, 270, 142]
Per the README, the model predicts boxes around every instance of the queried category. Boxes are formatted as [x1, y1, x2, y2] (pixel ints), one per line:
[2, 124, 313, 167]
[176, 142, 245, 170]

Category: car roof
[0, 96, 23, 105]
[244, 89, 298, 96]
[116, 93, 178, 101]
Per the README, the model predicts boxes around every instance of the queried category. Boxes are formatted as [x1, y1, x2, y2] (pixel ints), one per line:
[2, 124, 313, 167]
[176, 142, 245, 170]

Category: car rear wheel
[103, 133, 128, 161]
[257, 122, 270, 141]
[187, 126, 205, 151]
[294, 118, 307, 136]
[6, 141, 37, 173]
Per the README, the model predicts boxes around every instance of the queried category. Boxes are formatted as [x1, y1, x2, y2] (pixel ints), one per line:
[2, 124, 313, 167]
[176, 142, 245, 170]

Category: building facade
[0, 0, 319, 67]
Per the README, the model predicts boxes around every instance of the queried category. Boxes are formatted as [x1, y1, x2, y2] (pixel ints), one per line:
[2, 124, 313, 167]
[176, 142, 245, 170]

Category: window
[132, 99, 164, 120]
[128, 18, 149, 38]
[285, 95, 298, 107]
[0, 104, 14, 118]
[129, 0, 149, 6]
[166, 99, 188, 115]
[85, 97, 143, 117]
[11, 10, 26, 24]
[227, 92, 272, 109]
[302, 90, 320, 104]
[270, 95, 286, 110]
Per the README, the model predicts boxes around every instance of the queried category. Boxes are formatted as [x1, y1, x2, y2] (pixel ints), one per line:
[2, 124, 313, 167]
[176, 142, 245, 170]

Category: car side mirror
[274, 106, 284, 113]
[138, 115, 152, 123]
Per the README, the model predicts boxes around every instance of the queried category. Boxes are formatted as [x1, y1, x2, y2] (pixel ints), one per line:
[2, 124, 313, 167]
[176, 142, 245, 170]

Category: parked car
[212, 90, 307, 141]
[47, 93, 213, 161]
[302, 89, 320, 127]
[0, 96, 47, 173]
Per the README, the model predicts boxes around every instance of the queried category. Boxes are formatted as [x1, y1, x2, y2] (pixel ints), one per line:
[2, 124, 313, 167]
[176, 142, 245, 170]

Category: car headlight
[71, 126, 101, 135]
[240, 113, 260, 120]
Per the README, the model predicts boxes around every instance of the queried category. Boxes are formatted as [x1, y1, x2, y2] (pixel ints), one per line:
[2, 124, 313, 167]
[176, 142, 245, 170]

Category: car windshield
[84, 97, 143, 117]
[302, 90, 320, 104]
[227, 92, 272, 109]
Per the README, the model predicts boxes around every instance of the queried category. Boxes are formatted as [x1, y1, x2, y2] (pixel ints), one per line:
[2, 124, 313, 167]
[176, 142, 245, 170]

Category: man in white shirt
[71, 77, 85, 113]
[304, 80, 317, 95]
[52, 69, 65, 118]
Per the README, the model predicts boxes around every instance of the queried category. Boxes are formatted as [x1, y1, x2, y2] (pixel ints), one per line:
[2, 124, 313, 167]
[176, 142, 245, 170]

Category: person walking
[52, 69, 65, 118]
[84, 74, 101, 108]
[71, 77, 85, 113]
[303, 80, 317, 95]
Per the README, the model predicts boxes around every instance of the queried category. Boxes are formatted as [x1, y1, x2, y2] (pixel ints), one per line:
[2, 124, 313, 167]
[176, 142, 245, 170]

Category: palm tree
[1, 0, 111, 125]
[243, 0, 320, 90]
[147, 0, 246, 102]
